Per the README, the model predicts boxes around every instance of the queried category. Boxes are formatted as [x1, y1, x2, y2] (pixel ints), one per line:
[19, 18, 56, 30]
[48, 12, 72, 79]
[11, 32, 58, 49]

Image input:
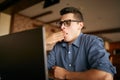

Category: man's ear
[78, 22, 84, 30]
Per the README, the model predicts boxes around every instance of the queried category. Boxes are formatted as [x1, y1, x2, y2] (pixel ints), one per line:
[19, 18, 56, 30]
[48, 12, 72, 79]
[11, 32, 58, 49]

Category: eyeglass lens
[56, 20, 81, 28]
[57, 20, 71, 28]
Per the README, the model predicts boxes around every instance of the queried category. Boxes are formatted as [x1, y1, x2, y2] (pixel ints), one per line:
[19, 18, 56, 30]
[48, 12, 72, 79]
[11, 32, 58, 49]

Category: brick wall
[10, 13, 60, 51]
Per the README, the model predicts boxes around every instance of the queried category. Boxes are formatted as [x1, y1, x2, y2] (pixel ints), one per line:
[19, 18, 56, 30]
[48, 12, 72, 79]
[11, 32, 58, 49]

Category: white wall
[0, 12, 11, 36]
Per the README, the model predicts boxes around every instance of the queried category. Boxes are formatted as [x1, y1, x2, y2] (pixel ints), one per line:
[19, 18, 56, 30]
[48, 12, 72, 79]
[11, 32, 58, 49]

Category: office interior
[0, 0, 120, 80]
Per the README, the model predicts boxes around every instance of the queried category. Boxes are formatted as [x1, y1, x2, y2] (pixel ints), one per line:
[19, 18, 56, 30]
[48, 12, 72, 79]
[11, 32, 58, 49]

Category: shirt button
[68, 51, 71, 54]
[69, 64, 71, 67]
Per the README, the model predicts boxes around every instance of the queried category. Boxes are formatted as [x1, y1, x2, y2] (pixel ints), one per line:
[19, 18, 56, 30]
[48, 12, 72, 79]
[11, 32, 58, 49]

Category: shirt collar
[72, 33, 83, 47]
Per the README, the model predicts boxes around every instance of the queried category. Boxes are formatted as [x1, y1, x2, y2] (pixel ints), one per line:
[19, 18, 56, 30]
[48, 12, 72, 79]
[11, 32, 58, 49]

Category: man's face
[59, 13, 84, 44]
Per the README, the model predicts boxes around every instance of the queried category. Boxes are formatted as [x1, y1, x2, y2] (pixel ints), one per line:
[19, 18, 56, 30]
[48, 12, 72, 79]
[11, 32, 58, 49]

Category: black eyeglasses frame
[56, 19, 81, 28]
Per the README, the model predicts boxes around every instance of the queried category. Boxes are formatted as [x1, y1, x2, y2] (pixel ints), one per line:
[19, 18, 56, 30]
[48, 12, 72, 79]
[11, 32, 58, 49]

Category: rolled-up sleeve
[87, 37, 116, 75]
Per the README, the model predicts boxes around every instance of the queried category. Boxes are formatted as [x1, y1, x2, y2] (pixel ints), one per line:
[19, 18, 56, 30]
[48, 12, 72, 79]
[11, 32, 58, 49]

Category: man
[47, 7, 116, 80]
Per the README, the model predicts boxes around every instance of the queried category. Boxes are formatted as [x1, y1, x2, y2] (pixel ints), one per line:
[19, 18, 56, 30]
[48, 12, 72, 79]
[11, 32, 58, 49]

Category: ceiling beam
[1, 0, 44, 14]
[0, 0, 20, 12]
[85, 27, 120, 34]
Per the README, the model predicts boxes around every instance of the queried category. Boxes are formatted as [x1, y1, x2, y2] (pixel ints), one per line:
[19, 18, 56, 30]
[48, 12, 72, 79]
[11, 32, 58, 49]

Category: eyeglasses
[56, 19, 81, 28]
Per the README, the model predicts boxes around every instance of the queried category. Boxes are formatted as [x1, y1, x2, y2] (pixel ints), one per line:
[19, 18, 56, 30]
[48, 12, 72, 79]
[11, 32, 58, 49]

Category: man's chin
[63, 38, 69, 42]
[63, 39, 66, 42]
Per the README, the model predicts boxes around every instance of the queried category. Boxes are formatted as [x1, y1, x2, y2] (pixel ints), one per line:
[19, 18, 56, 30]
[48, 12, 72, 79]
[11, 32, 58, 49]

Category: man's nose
[61, 24, 66, 30]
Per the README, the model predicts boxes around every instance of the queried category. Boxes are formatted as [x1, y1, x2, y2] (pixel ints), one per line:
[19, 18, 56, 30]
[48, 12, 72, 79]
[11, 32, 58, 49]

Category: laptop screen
[0, 27, 48, 80]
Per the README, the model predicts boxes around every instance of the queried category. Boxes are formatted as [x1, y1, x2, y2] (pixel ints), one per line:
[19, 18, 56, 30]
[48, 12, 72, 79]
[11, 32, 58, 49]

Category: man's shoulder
[80, 33, 103, 42]
[81, 33, 98, 39]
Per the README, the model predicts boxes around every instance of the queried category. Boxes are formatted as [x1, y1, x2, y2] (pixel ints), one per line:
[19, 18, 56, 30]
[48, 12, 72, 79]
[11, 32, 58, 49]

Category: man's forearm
[65, 69, 113, 80]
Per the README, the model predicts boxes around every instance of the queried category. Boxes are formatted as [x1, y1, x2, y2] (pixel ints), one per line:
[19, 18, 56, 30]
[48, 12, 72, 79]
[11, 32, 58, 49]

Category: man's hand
[46, 31, 64, 44]
[52, 66, 69, 79]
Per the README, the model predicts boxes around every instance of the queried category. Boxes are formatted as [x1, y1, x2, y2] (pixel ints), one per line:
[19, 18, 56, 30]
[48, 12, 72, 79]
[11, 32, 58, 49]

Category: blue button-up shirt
[47, 33, 116, 75]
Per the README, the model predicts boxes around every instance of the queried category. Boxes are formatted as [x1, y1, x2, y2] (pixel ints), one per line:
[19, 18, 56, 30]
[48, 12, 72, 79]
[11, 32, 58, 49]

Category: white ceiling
[19, 0, 120, 42]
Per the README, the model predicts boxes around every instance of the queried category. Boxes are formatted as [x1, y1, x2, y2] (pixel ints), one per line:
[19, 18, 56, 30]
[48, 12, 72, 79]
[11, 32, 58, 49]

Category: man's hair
[60, 7, 84, 22]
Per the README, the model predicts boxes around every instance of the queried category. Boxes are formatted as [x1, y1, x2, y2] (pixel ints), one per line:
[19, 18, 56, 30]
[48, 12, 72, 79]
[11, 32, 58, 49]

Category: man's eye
[65, 21, 70, 24]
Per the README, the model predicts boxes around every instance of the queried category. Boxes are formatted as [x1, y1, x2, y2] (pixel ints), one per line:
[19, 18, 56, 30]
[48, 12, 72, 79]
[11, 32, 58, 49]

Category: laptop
[0, 27, 48, 80]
